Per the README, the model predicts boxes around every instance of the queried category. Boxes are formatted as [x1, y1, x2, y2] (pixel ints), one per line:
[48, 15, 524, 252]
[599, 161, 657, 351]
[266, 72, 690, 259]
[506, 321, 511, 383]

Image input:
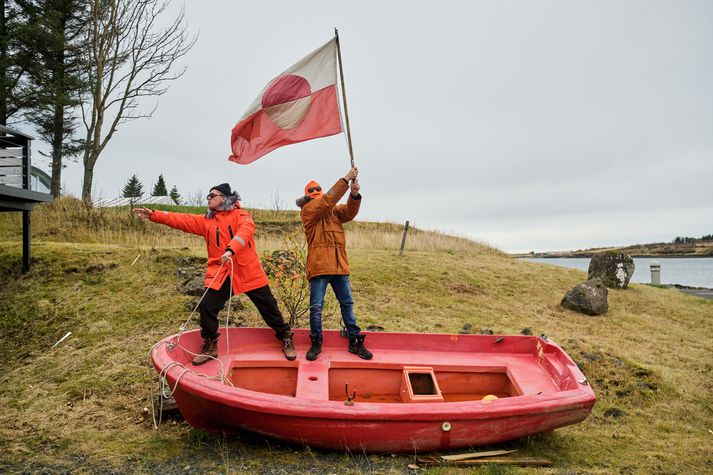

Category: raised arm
[335, 178, 361, 223]
[301, 168, 357, 225]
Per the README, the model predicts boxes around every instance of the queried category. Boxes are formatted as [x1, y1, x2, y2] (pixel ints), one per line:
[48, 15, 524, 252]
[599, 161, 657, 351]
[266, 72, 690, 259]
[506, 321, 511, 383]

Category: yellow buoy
[482, 394, 499, 401]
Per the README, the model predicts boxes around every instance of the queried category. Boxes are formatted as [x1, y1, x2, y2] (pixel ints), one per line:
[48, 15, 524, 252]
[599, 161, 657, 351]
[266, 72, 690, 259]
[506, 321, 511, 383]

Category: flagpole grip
[335, 28, 355, 168]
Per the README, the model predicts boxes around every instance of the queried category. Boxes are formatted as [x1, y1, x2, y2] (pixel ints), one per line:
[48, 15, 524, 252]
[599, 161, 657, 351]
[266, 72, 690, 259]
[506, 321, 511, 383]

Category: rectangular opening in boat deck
[409, 373, 437, 395]
[328, 367, 517, 403]
[229, 366, 298, 397]
[435, 370, 517, 401]
[401, 366, 443, 402]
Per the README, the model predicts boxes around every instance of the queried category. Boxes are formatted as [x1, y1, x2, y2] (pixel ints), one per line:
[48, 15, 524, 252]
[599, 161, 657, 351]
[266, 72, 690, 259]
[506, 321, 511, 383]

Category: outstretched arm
[133, 207, 205, 235]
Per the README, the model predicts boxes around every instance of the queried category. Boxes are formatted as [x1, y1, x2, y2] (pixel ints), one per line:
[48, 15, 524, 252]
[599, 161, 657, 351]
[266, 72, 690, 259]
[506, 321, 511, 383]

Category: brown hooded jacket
[298, 178, 361, 280]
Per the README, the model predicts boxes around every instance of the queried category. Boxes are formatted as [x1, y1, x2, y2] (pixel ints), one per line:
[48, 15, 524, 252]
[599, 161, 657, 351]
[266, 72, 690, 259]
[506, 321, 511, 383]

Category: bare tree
[270, 188, 285, 212]
[79, 0, 196, 202]
[187, 188, 203, 206]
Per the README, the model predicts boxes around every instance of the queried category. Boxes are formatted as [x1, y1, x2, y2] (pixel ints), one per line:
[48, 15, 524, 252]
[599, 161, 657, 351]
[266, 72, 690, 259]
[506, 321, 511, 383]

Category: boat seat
[295, 360, 330, 400]
[506, 362, 559, 395]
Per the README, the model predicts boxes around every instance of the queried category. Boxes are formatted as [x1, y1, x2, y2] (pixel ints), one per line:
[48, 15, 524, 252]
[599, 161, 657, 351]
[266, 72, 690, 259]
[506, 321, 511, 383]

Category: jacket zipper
[215, 227, 220, 248]
[335, 245, 339, 270]
[228, 225, 233, 239]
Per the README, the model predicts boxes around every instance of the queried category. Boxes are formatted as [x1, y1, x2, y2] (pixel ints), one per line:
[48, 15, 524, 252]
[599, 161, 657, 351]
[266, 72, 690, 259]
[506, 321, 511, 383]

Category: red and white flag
[229, 38, 343, 165]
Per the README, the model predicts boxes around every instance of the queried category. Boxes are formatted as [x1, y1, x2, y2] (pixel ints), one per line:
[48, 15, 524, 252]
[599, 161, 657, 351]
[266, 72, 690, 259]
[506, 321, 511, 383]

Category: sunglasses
[206, 193, 224, 200]
[307, 186, 322, 193]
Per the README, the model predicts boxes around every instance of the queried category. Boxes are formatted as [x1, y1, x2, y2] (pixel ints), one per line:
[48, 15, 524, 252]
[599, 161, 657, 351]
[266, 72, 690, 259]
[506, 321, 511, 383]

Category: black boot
[306, 335, 322, 361]
[349, 334, 373, 360]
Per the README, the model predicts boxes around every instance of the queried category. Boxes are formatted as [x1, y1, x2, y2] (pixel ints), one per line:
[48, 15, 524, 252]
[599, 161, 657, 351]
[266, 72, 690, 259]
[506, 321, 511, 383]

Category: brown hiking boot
[192, 337, 218, 366]
[281, 331, 297, 361]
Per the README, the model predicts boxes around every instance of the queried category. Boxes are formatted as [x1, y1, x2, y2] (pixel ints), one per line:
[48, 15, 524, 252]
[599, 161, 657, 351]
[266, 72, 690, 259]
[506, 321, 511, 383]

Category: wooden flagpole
[334, 28, 355, 168]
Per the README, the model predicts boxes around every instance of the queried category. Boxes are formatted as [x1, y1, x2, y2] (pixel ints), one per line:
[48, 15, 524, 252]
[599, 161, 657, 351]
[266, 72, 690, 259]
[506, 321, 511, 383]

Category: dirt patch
[445, 282, 485, 296]
[603, 407, 627, 418]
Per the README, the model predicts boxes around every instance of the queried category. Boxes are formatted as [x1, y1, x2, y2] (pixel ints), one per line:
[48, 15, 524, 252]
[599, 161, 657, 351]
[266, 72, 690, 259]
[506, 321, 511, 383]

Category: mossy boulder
[588, 251, 635, 289]
[561, 277, 609, 315]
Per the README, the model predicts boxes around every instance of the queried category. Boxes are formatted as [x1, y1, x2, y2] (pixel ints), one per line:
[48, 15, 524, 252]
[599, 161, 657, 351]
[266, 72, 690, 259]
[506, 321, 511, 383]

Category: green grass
[0, 201, 712, 473]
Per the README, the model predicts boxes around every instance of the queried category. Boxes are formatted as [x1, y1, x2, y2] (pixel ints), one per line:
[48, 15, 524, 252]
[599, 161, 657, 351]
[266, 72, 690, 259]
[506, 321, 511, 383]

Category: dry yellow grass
[0, 197, 500, 256]
[0, 200, 711, 473]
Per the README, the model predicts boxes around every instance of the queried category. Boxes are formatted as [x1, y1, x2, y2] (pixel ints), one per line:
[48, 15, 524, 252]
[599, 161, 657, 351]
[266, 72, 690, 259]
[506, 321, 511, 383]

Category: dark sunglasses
[206, 192, 224, 200]
[307, 186, 322, 193]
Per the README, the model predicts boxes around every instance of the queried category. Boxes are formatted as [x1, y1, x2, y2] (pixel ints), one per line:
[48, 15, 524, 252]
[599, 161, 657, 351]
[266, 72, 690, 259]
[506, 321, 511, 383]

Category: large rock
[588, 251, 635, 289]
[178, 273, 205, 296]
[561, 277, 609, 315]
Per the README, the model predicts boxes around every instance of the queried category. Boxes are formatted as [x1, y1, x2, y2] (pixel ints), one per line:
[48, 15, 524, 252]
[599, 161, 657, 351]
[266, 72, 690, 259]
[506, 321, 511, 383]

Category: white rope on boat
[151, 254, 239, 428]
[225, 258, 234, 354]
[170, 260, 227, 350]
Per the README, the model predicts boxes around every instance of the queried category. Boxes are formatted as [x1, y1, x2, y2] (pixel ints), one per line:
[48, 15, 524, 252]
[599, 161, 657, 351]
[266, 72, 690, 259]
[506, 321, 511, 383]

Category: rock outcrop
[178, 274, 205, 296]
[588, 251, 635, 289]
[561, 277, 609, 315]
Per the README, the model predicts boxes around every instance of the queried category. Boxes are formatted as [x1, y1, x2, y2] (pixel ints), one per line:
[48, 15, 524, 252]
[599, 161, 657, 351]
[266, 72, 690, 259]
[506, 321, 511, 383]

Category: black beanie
[210, 183, 232, 196]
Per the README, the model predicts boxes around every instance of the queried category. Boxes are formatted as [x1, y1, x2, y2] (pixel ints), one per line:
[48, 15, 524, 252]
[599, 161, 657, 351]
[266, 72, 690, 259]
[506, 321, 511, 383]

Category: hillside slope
[0, 202, 711, 473]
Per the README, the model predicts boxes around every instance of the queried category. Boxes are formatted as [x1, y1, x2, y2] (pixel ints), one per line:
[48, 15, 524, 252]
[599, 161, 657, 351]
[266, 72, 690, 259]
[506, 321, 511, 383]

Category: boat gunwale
[152, 329, 596, 421]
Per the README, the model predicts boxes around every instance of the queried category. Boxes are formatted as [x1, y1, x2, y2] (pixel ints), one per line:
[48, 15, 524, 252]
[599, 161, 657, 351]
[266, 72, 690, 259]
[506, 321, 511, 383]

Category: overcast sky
[28, 0, 713, 253]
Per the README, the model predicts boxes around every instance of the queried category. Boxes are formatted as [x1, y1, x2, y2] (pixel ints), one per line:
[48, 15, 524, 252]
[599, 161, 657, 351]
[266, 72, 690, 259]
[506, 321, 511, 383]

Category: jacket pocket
[235, 248, 258, 267]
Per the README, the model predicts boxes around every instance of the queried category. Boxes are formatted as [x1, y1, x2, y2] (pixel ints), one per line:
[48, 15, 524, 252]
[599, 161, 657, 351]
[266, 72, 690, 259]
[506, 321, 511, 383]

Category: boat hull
[152, 328, 595, 452]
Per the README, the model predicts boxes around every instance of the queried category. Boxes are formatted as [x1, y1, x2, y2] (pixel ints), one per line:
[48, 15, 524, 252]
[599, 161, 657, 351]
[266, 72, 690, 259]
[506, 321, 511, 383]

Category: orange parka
[300, 178, 361, 280]
[150, 206, 269, 293]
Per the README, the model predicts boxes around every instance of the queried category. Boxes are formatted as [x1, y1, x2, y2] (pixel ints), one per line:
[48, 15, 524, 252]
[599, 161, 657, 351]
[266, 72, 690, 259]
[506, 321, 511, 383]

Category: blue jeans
[309, 275, 361, 339]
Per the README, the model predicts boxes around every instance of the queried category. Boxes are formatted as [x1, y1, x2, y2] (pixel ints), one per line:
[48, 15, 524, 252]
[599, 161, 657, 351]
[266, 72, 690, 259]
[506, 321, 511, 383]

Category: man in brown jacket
[296, 166, 372, 361]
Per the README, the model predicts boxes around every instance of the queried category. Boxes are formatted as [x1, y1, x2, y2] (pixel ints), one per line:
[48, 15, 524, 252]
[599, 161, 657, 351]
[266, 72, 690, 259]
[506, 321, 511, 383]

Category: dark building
[0, 125, 53, 272]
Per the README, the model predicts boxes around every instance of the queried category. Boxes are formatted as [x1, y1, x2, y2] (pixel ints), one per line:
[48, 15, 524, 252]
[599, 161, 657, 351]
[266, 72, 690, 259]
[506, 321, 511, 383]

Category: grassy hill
[1, 198, 711, 473]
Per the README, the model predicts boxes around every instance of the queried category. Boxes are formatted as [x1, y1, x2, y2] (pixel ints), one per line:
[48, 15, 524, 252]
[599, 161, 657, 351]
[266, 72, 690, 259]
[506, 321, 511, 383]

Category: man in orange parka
[296, 167, 372, 361]
[133, 183, 296, 364]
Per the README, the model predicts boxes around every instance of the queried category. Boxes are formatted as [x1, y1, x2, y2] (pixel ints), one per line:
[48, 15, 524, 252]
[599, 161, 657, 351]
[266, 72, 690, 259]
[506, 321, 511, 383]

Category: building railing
[0, 124, 52, 272]
[0, 145, 25, 187]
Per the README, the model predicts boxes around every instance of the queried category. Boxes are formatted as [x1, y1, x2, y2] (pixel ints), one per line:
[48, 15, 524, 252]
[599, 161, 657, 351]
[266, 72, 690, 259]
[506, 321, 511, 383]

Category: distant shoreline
[516, 256, 713, 296]
[510, 238, 713, 259]
[513, 254, 713, 259]
[669, 285, 713, 299]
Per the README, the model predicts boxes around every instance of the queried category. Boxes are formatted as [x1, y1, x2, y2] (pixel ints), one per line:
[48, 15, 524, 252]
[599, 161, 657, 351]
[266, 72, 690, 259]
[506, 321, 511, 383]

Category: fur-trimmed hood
[205, 191, 241, 218]
[295, 195, 313, 209]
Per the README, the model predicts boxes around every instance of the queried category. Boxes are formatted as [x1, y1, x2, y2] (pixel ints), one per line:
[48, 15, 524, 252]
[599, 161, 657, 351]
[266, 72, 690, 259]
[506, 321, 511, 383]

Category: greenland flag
[229, 38, 343, 165]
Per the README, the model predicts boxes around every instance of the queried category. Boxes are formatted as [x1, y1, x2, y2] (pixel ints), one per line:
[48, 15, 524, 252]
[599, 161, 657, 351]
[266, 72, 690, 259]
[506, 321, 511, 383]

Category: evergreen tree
[121, 174, 143, 198]
[169, 185, 181, 205]
[152, 173, 168, 196]
[0, 0, 33, 124]
[21, 0, 87, 198]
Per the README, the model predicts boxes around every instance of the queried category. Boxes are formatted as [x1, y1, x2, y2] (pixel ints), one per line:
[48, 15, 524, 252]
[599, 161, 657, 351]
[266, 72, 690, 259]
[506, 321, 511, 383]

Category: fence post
[399, 220, 410, 256]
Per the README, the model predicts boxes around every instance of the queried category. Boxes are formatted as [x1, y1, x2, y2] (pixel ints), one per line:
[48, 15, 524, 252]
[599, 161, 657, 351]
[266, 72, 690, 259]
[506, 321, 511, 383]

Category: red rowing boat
[151, 328, 595, 452]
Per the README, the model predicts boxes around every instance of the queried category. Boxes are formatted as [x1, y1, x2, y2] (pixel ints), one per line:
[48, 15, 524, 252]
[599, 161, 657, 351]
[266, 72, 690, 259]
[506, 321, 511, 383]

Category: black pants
[198, 278, 290, 340]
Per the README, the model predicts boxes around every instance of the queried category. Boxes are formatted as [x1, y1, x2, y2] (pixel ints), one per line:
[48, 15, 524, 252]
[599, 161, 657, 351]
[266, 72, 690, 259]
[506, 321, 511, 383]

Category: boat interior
[197, 329, 578, 404]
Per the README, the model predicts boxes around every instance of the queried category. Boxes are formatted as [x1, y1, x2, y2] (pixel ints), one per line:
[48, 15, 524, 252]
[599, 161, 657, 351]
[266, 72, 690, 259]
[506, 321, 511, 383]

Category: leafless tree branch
[80, 0, 197, 202]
